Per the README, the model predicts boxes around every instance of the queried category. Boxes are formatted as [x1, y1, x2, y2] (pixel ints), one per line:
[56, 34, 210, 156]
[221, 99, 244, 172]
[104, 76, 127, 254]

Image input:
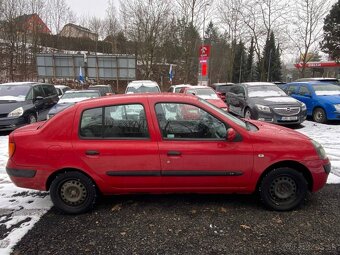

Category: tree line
[0, 0, 339, 85]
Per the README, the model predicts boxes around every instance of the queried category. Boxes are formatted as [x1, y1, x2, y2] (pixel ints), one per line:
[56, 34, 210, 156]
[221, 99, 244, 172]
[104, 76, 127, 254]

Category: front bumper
[255, 109, 307, 125]
[0, 116, 26, 131]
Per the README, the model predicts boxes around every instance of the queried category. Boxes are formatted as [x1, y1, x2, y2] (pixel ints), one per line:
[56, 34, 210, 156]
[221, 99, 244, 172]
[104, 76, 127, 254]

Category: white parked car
[54, 85, 71, 98]
[125, 80, 160, 94]
[167, 84, 192, 93]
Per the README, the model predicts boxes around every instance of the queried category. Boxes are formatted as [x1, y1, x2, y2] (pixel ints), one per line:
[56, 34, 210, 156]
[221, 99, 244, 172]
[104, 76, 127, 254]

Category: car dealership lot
[0, 120, 340, 254]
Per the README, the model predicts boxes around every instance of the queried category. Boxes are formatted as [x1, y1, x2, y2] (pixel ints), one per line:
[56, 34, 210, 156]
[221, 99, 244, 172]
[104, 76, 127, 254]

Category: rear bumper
[6, 159, 48, 191]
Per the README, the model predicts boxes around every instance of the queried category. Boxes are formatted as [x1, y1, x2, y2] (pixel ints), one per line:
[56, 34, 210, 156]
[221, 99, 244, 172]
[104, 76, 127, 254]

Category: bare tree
[120, 0, 173, 79]
[1, 0, 26, 81]
[175, 0, 213, 29]
[288, 0, 332, 77]
[46, 0, 75, 34]
[217, 0, 245, 81]
[104, 0, 120, 53]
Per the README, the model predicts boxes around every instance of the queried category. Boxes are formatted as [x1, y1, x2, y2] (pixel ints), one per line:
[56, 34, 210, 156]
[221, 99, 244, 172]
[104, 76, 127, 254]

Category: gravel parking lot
[11, 184, 340, 255]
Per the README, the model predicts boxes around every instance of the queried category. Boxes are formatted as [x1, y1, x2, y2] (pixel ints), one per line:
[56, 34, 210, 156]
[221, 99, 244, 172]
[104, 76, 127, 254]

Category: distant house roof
[14, 13, 51, 34]
[63, 23, 97, 35]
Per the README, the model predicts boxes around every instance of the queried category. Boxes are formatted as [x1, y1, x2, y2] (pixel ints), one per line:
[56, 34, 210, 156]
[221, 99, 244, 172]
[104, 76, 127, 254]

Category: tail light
[9, 142, 15, 158]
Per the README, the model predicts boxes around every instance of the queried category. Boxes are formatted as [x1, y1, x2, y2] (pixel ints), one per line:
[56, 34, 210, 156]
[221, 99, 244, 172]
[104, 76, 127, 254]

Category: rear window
[42, 85, 57, 96]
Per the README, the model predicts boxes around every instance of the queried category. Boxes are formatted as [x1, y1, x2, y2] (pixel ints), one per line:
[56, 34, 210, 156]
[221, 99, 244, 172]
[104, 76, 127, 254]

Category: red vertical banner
[201, 63, 207, 76]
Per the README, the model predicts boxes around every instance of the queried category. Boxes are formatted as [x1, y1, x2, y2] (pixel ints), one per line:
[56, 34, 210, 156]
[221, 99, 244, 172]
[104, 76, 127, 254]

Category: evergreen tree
[245, 37, 255, 81]
[261, 31, 282, 82]
[321, 0, 340, 62]
[232, 40, 247, 83]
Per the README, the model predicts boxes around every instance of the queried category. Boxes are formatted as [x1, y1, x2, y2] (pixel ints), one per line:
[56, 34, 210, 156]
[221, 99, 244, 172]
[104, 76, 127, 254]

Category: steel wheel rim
[315, 110, 324, 122]
[60, 180, 87, 206]
[29, 115, 37, 123]
[245, 110, 251, 119]
[269, 176, 297, 202]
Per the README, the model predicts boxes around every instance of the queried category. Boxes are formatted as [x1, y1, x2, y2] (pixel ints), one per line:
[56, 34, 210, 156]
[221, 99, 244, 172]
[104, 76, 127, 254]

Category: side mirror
[226, 128, 236, 142]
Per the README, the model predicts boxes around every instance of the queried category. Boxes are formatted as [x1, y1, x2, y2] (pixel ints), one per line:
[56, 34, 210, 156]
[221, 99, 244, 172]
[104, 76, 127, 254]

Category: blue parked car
[280, 82, 340, 123]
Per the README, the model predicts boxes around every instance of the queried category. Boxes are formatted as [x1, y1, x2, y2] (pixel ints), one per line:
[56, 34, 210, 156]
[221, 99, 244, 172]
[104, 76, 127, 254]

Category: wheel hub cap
[60, 180, 87, 205]
[270, 176, 296, 201]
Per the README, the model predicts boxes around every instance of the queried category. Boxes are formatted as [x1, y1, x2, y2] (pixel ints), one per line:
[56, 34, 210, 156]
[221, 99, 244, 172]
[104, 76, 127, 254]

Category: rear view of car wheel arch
[50, 171, 97, 214]
[258, 167, 308, 211]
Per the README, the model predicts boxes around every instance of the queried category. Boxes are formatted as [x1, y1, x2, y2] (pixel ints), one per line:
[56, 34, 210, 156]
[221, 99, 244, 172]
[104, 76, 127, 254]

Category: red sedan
[6, 94, 330, 214]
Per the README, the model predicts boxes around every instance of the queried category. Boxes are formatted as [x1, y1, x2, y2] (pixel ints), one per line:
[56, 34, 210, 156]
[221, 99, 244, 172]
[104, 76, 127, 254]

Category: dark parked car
[280, 82, 340, 123]
[210, 83, 234, 101]
[0, 82, 59, 131]
[88, 85, 114, 96]
[47, 90, 101, 119]
[226, 82, 307, 125]
[6, 93, 330, 214]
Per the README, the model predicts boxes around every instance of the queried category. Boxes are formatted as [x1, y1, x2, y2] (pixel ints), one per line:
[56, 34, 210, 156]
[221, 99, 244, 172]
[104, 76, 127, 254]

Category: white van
[125, 80, 160, 94]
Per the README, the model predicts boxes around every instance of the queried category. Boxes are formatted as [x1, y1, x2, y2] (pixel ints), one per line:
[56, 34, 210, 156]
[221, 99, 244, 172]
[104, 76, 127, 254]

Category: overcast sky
[67, 0, 119, 19]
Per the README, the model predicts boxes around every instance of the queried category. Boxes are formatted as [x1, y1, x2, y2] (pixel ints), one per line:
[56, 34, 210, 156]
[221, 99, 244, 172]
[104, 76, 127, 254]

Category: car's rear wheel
[27, 113, 37, 124]
[50, 172, 97, 214]
[259, 168, 308, 211]
[244, 108, 252, 119]
[313, 108, 327, 123]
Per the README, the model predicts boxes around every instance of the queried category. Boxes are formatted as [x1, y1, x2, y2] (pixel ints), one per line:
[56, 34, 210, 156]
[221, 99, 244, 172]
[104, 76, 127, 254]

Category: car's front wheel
[244, 108, 252, 119]
[27, 113, 37, 124]
[259, 168, 308, 211]
[50, 171, 97, 214]
[313, 108, 327, 123]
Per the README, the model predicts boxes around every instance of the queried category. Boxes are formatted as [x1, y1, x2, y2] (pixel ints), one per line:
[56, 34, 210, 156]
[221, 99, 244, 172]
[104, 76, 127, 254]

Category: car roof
[287, 81, 337, 85]
[295, 77, 338, 82]
[75, 93, 198, 106]
[64, 90, 100, 94]
[187, 86, 214, 89]
[171, 84, 192, 88]
[88, 85, 111, 87]
[127, 80, 159, 87]
[54, 85, 70, 88]
[241, 82, 276, 86]
[0, 82, 39, 86]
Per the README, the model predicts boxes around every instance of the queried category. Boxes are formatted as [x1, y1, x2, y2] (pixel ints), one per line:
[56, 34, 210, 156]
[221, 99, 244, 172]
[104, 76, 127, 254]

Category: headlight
[8, 107, 24, 117]
[301, 103, 307, 111]
[311, 139, 327, 159]
[334, 104, 340, 112]
[256, 104, 271, 112]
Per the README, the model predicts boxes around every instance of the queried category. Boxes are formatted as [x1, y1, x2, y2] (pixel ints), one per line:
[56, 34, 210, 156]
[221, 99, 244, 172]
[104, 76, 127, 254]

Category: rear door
[153, 102, 253, 190]
[73, 100, 161, 189]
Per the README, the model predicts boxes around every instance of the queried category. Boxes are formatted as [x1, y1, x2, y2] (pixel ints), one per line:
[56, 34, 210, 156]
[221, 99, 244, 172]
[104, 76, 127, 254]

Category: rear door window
[80, 104, 149, 139]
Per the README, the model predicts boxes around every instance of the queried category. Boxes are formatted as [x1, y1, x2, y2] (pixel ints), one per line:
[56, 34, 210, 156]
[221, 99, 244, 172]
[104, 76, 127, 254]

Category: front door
[154, 103, 253, 191]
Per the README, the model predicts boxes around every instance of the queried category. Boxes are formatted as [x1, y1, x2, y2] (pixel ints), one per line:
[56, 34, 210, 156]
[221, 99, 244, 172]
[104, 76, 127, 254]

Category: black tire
[313, 108, 327, 123]
[259, 168, 308, 211]
[50, 171, 97, 214]
[27, 113, 37, 124]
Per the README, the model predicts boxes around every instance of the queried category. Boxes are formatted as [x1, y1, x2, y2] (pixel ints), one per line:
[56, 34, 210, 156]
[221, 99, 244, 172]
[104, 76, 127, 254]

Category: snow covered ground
[0, 120, 340, 254]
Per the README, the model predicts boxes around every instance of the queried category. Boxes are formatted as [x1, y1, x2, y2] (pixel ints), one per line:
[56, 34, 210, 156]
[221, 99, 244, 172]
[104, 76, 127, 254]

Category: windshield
[126, 85, 160, 93]
[199, 98, 247, 129]
[248, 85, 286, 98]
[187, 88, 219, 99]
[312, 84, 340, 96]
[0, 85, 30, 100]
